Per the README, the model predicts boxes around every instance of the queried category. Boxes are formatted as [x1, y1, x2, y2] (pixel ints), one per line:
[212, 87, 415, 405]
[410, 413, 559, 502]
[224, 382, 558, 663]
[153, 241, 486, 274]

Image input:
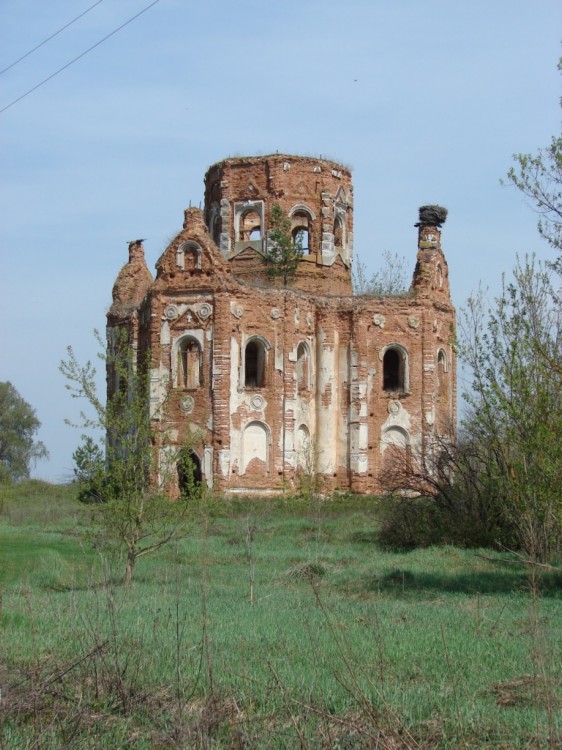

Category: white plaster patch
[242, 422, 268, 473]
[203, 446, 213, 487]
[380, 426, 409, 452]
[218, 449, 230, 477]
[381, 401, 411, 433]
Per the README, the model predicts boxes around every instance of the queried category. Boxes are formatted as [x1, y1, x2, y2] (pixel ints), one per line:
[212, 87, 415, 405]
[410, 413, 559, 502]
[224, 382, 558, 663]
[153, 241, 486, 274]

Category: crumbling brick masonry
[108, 154, 456, 496]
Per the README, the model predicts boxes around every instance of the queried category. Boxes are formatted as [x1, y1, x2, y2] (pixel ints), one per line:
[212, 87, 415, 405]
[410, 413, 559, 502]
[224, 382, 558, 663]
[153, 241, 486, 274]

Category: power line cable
[0, 0, 162, 115]
[0, 0, 105, 75]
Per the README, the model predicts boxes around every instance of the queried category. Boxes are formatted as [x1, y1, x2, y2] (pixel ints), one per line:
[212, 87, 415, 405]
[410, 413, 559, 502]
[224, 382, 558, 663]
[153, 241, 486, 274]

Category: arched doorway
[177, 448, 202, 499]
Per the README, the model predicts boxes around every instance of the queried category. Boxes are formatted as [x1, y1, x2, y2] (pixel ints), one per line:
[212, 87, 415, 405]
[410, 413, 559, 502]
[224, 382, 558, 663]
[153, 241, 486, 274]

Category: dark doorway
[177, 449, 202, 498]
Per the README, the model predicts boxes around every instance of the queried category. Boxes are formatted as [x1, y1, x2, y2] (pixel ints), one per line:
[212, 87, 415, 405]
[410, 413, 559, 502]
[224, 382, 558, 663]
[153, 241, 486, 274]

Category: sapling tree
[61, 329, 202, 584]
[379, 258, 562, 561]
[459, 259, 562, 562]
[263, 203, 303, 286]
[72, 435, 105, 503]
[353, 250, 409, 296]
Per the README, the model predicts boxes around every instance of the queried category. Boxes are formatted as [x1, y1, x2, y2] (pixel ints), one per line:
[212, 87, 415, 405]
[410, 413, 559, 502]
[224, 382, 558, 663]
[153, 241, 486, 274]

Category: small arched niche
[177, 336, 202, 389]
[242, 421, 270, 474]
[177, 241, 202, 271]
[296, 342, 310, 392]
[333, 215, 344, 251]
[296, 424, 311, 470]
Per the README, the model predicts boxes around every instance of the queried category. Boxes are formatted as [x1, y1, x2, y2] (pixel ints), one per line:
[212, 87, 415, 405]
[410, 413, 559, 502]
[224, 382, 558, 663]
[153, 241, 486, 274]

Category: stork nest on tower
[415, 205, 448, 227]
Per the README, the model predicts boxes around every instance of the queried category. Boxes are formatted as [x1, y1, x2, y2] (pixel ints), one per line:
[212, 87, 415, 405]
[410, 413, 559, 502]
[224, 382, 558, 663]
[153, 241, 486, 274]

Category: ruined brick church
[108, 154, 456, 496]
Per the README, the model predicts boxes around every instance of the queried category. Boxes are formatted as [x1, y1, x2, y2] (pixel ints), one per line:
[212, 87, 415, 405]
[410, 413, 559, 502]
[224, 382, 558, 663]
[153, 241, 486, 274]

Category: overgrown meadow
[1, 481, 560, 749]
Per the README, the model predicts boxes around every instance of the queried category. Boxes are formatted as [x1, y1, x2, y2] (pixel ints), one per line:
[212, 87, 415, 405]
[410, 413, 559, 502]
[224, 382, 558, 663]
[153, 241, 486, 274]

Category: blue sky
[1, 0, 560, 482]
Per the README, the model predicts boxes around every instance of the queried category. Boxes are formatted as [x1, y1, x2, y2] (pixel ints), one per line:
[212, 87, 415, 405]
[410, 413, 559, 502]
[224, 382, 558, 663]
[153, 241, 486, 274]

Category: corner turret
[412, 205, 451, 301]
[108, 240, 153, 324]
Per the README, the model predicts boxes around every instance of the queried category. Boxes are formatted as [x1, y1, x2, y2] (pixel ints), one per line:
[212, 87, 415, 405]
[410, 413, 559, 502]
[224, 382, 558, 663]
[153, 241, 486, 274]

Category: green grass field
[1, 481, 560, 749]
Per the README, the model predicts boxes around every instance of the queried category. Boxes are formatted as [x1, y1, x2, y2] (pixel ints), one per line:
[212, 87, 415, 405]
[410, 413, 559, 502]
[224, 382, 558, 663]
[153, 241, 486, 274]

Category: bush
[377, 495, 444, 550]
[377, 481, 519, 552]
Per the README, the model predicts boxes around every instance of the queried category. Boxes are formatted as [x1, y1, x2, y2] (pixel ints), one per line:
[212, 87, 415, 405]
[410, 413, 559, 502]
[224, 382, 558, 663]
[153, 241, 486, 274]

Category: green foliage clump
[263, 203, 303, 286]
[458, 258, 562, 562]
[0, 381, 48, 483]
[72, 435, 105, 503]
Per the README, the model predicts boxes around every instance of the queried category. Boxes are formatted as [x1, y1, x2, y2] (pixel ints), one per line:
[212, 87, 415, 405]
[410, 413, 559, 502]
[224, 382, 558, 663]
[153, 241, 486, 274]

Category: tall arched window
[292, 227, 309, 253]
[296, 342, 310, 392]
[383, 345, 408, 393]
[333, 216, 344, 250]
[178, 337, 202, 389]
[241, 209, 261, 241]
[437, 349, 449, 418]
[290, 209, 313, 254]
[211, 214, 221, 245]
[245, 339, 267, 388]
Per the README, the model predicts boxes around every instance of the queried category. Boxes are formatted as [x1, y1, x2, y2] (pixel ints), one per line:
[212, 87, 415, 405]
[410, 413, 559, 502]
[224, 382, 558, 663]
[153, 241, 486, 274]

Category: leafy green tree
[379, 258, 562, 561]
[263, 203, 303, 286]
[458, 258, 562, 561]
[61, 331, 201, 584]
[0, 381, 48, 483]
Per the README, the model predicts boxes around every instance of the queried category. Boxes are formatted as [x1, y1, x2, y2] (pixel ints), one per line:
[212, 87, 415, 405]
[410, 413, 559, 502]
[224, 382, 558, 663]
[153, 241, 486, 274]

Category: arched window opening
[211, 215, 221, 245]
[245, 339, 266, 388]
[290, 209, 312, 254]
[177, 242, 202, 271]
[296, 343, 310, 392]
[437, 349, 448, 402]
[292, 227, 309, 254]
[334, 216, 344, 250]
[178, 337, 202, 389]
[241, 209, 262, 241]
[177, 448, 202, 499]
[383, 347, 406, 393]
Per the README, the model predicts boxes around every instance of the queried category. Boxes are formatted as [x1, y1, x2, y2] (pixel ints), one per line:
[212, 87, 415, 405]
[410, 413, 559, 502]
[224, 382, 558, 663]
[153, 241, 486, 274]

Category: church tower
[203, 154, 354, 294]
